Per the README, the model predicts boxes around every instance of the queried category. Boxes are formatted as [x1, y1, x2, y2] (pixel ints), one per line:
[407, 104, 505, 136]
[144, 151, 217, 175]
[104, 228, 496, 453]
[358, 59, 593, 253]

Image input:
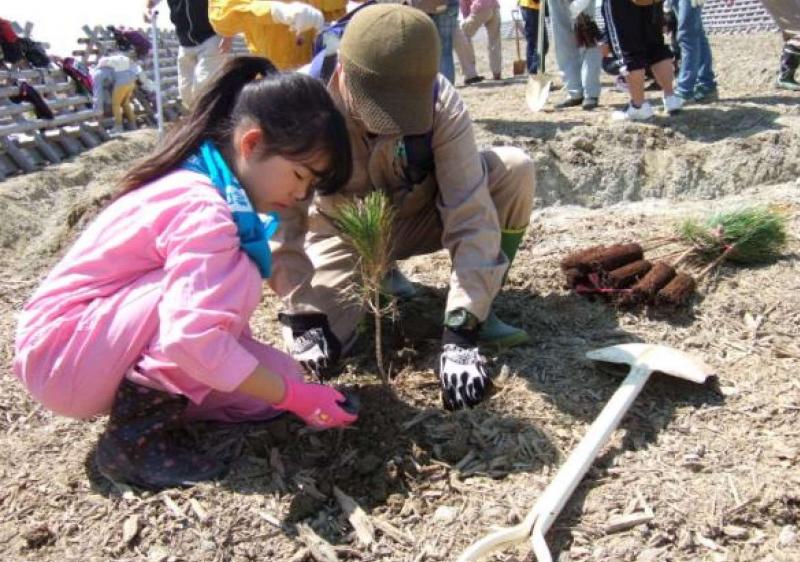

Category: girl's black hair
[119, 56, 352, 196]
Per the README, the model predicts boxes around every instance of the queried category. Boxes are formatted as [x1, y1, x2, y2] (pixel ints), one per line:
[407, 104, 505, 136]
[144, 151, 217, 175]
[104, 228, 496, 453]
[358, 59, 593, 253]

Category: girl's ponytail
[118, 56, 277, 194]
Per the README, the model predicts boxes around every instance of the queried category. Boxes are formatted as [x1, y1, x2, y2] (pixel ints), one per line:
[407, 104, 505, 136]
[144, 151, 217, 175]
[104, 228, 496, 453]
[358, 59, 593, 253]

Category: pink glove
[275, 376, 357, 430]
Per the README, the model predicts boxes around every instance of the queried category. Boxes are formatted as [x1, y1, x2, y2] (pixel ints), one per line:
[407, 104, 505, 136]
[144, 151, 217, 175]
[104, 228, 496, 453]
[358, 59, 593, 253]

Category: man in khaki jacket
[271, 4, 535, 410]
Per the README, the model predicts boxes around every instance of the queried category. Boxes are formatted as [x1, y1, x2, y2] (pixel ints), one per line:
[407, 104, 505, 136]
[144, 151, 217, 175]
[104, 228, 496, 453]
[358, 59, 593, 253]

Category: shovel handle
[537, 0, 546, 75]
[512, 9, 522, 60]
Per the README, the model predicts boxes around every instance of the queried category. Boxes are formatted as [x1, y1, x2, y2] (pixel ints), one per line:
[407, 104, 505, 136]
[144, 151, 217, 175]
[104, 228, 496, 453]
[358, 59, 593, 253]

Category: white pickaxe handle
[457, 363, 653, 562]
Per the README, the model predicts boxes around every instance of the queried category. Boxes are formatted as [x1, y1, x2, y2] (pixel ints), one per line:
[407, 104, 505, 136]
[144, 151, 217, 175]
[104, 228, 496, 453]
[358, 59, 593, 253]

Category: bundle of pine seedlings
[560, 205, 789, 308]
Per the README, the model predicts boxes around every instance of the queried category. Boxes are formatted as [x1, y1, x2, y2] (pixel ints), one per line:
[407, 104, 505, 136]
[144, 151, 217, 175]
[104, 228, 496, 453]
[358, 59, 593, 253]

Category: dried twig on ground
[296, 523, 339, 562]
[333, 486, 375, 546]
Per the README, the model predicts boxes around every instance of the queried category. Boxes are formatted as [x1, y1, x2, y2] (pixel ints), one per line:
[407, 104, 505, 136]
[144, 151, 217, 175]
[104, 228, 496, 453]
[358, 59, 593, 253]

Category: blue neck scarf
[183, 140, 279, 279]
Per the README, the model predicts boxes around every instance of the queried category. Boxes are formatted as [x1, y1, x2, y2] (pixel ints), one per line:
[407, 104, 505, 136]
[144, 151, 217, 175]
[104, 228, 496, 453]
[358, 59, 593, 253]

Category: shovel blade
[513, 59, 526, 76]
[525, 74, 552, 112]
[586, 343, 712, 384]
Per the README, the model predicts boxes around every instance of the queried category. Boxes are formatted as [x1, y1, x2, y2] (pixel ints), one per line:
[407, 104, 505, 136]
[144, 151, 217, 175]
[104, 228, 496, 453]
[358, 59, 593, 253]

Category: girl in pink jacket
[13, 56, 356, 490]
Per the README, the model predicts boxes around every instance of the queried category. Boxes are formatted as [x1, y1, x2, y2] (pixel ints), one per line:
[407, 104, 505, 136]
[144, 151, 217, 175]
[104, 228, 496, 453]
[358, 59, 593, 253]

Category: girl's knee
[239, 336, 305, 382]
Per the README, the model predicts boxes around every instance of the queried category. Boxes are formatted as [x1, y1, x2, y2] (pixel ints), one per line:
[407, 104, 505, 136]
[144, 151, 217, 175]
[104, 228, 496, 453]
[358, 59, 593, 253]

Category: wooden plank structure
[0, 21, 248, 181]
[0, 22, 108, 180]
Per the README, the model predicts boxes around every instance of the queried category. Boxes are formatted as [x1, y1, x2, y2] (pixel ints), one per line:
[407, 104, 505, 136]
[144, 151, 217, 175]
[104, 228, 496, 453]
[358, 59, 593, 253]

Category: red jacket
[0, 18, 20, 44]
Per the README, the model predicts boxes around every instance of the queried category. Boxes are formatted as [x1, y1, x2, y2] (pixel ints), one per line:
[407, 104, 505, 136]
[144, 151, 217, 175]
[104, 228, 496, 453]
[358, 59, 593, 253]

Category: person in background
[776, 33, 800, 91]
[550, 0, 602, 110]
[755, 0, 800, 91]
[144, 0, 231, 109]
[94, 53, 154, 135]
[603, 0, 682, 121]
[518, 0, 549, 75]
[454, 0, 503, 84]
[13, 57, 356, 491]
[405, 0, 459, 85]
[671, 0, 717, 103]
[208, 0, 327, 70]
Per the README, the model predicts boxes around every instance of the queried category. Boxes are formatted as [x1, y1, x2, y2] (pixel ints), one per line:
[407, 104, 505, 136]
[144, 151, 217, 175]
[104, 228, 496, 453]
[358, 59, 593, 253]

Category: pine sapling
[331, 192, 395, 384]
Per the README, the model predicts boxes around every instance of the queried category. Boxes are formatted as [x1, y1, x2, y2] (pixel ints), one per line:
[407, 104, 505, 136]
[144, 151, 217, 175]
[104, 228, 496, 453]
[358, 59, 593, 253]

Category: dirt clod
[23, 525, 55, 550]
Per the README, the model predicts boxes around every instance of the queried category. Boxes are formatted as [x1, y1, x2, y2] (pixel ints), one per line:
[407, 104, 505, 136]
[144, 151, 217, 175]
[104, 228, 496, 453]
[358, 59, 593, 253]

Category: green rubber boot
[478, 229, 531, 349]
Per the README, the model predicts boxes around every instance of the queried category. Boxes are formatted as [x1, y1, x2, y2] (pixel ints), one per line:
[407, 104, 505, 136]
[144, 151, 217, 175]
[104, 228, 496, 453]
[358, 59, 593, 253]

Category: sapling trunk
[373, 286, 385, 383]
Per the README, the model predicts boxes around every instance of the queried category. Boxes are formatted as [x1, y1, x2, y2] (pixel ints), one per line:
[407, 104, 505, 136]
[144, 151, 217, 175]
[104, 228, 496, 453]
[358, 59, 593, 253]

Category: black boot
[777, 44, 800, 92]
[95, 379, 227, 490]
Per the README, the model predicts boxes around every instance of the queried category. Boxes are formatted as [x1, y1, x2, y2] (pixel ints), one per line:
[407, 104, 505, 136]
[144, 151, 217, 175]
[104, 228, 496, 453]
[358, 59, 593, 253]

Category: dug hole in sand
[0, 32, 798, 562]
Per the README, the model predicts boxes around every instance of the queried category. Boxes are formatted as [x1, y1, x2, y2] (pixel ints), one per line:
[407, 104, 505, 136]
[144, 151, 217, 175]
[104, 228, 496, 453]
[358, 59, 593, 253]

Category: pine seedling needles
[331, 192, 395, 384]
[676, 206, 788, 274]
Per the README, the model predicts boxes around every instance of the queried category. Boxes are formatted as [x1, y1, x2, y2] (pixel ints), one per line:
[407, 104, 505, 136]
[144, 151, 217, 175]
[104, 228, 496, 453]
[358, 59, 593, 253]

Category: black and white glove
[279, 313, 341, 381]
[438, 341, 493, 411]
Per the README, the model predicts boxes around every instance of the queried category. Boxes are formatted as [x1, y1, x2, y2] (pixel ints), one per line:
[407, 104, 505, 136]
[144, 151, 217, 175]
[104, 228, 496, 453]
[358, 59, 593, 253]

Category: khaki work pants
[453, 6, 503, 79]
[293, 146, 535, 346]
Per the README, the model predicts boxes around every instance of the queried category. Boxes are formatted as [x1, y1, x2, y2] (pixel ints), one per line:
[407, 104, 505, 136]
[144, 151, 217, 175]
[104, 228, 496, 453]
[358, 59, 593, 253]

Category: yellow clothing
[209, 0, 345, 70]
[518, 0, 541, 8]
[319, 0, 346, 21]
[111, 83, 136, 128]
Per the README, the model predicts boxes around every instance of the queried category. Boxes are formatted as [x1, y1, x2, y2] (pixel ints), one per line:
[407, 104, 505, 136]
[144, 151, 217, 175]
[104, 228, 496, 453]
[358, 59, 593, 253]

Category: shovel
[457, 343, 713, 562]
[512, 9, 526, 77]
[525, 0, 553, 112]
[149, 10, 165, 137]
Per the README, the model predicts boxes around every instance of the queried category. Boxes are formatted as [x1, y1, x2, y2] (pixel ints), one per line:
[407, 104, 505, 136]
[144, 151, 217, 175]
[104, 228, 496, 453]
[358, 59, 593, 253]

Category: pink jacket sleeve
[155, 199, 263, 393]
[460, 0, 471, 18]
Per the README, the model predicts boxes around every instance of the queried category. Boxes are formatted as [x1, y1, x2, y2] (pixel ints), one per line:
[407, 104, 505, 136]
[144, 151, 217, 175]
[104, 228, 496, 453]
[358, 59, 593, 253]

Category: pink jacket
[460, 0, 500, 18]
[14, 170, 264, 403]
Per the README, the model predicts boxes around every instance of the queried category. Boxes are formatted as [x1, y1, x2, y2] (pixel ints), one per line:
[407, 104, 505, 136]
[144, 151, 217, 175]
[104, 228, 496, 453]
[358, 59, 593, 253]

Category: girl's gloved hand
[275, 376, 358, 430]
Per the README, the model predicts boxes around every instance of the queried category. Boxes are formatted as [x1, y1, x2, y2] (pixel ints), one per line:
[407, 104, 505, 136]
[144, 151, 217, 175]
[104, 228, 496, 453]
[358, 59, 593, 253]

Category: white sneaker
[611, 102, 654, 122]
[662, 94, 684, 115]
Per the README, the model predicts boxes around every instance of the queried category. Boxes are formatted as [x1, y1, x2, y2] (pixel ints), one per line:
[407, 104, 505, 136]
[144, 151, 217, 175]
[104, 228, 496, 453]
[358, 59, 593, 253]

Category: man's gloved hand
[439, 343, 493, 410]
[439, 310, 492, 410]
[279, 313, 341, 380]
[275, 376, 357, 429]
[270, 2, 325, 34]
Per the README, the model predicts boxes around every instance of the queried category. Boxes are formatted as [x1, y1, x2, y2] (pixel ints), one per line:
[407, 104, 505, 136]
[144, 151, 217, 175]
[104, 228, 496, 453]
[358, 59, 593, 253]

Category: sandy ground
[0, 32, 799, 562]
